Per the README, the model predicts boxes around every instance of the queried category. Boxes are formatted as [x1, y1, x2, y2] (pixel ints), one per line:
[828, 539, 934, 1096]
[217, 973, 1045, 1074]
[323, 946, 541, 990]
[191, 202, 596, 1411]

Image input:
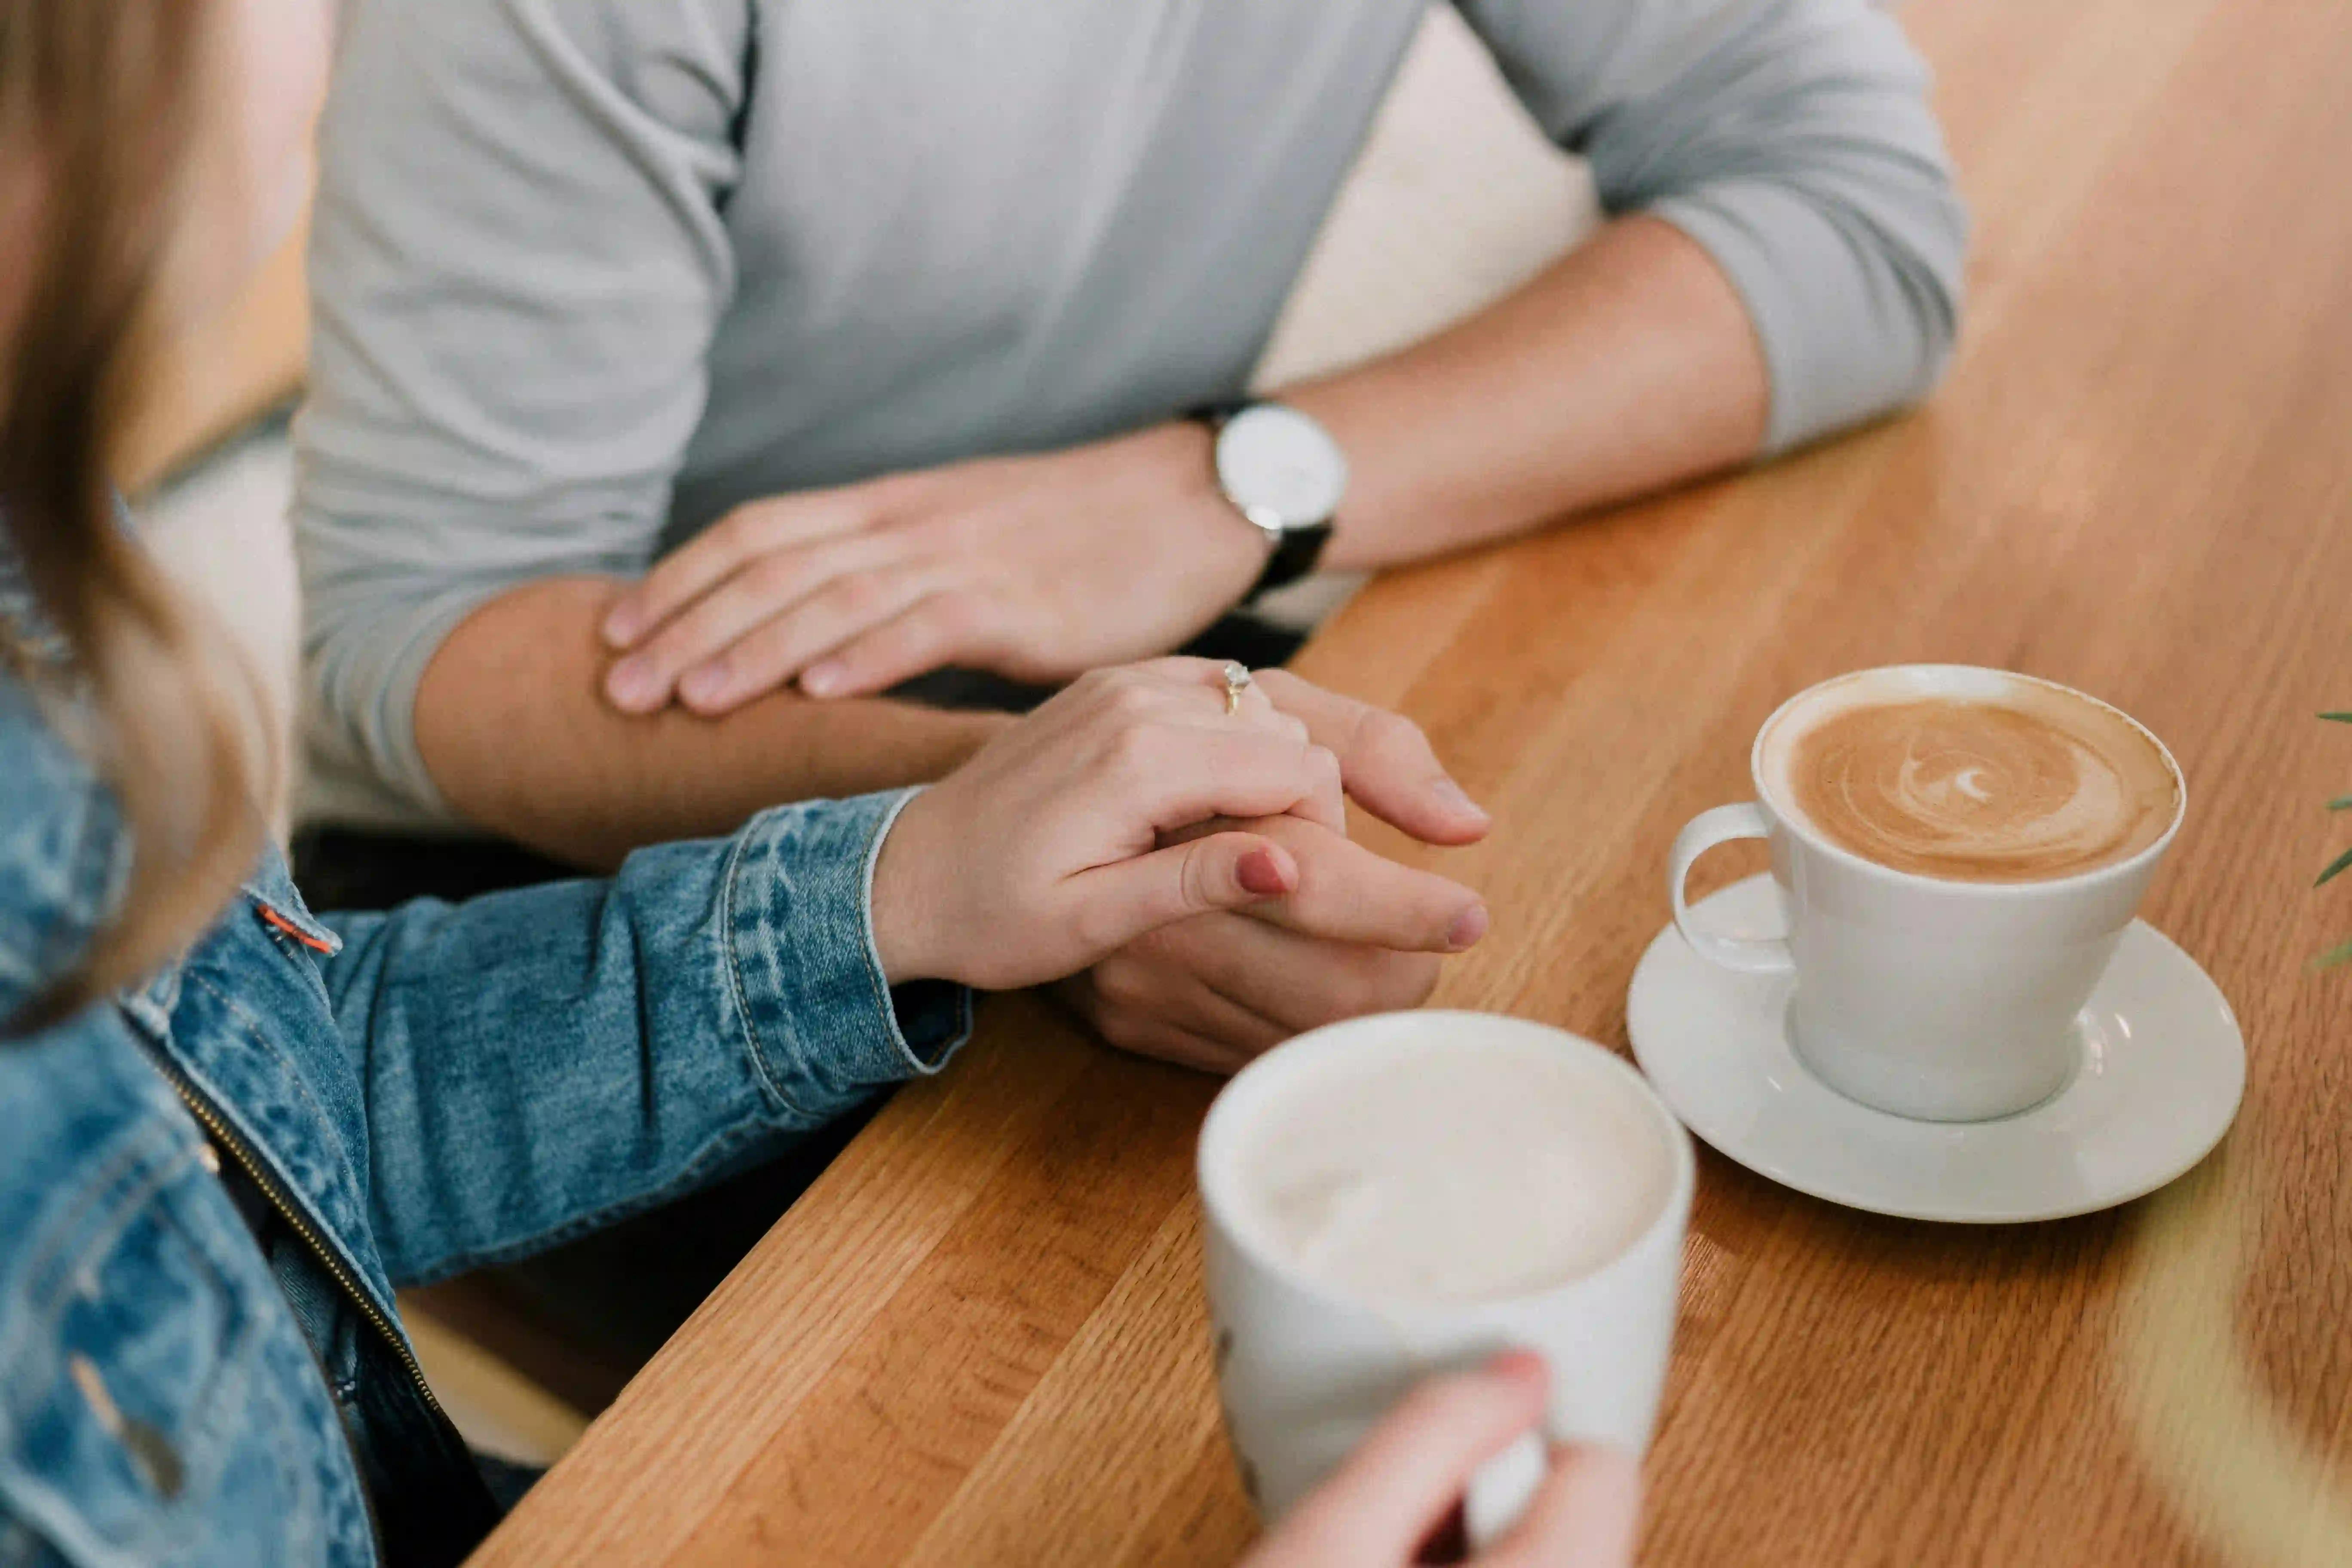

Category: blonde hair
[1, 0, 270, 1031]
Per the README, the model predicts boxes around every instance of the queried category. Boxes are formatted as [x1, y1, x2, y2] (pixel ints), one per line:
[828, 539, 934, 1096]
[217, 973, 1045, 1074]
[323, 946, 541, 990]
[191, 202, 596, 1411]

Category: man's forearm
[413, 576, 1010, 868]
[1287, 214, 1770, 573]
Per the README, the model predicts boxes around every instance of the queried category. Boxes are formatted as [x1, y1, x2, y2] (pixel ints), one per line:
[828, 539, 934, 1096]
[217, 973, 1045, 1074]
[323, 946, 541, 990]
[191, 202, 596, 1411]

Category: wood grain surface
[473, 0, 2352, 1562]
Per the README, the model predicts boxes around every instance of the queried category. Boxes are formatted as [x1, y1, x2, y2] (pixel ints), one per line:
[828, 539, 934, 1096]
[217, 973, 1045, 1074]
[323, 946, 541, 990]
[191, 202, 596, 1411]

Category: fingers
[1087, 721, 1338, 834]
[602, 490, 870, 650]
[1221, 671, 1333, 827]
[1077, 931, 1294, 1057]
[1062, 831, 1299, 959]
[1161, 815, 1485, 952]
[1491, 1444, 1642, 1568]
[1041, 663, 1343, 832]
[1068, 914, 1444, 1072]
[1287, 738, 1347, 834]
[1271, 1353, 1550, 1567]
[1081, 658, 1298, 726]
[604, 532, 898, 713]
[677, 563, 943, 714]
[1281, 829, 1484, 951]
[1254, 668, 1491, 846]
[1051, 971, 1266, 1075]
[799, 590, 1004, 698]
[1141, 733, 1339, 833]
[1089, 1015, 1255, 1076]
[1124, 909, 1442, 1034]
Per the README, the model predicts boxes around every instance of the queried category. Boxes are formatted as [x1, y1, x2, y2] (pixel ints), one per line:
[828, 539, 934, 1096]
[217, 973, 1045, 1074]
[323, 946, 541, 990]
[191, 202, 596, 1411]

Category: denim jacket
[0, 566, 971, 1566]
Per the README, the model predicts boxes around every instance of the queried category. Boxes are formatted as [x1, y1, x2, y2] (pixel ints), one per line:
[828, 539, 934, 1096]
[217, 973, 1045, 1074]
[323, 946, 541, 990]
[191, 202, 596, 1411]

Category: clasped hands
[1046, 665, 1490, 1072]
[868, 660, 1491, 1071]
[601, 428, 1489, 1069]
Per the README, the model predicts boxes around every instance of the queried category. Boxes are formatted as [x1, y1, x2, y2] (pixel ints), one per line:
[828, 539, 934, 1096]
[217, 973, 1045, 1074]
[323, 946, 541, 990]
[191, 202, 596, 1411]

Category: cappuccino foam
[1761, 673, 2178, 883]
[1226, 1033, 1671, 1311]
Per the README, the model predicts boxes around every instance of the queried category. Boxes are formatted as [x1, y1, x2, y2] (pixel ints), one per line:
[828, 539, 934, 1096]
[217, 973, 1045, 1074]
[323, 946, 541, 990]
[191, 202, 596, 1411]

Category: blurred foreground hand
[1241, 1353, 1642, 1568]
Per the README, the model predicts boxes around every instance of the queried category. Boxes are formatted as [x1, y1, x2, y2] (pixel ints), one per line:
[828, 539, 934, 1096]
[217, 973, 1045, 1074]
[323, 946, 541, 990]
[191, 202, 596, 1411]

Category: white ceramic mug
[1197, 1011, 1693, 1545]
[1668, 665, 2186, 1122]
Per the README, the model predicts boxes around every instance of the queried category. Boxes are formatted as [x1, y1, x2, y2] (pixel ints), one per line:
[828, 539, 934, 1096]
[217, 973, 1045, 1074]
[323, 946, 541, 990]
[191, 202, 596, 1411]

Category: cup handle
[1669, 804, 1795, 974]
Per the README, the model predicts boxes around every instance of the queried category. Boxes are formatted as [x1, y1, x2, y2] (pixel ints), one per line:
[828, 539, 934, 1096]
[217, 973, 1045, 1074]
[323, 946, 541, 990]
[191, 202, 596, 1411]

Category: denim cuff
[726, 789, 974, 1122]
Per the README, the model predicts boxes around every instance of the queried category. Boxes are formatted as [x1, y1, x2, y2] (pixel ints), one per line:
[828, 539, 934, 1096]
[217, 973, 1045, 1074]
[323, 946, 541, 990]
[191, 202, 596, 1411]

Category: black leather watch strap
[1186, 397, 1253, 430]
[1250, 519, 1332, 600]
[1184, 400, 1336, 603]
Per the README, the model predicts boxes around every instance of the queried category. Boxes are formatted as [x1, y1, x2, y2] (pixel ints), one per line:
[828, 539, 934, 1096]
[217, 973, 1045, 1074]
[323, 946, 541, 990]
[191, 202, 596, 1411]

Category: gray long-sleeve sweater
[294, 0, 1967, 820]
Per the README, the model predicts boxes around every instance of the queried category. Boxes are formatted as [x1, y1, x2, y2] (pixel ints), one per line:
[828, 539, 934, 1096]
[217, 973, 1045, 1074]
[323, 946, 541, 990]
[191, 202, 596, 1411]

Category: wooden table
[474, 0, 2352, 1561]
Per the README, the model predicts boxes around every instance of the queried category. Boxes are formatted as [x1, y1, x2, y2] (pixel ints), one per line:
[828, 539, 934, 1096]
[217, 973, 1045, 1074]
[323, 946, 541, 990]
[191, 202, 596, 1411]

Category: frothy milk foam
[1226, 1032, 1672, 1310]
[1760, 670, 2179, 883]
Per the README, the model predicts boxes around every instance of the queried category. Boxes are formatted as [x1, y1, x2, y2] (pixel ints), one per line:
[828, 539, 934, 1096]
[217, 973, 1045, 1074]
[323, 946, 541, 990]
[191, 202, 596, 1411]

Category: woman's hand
[1055, 811, 1479, 1071]
[598, 425, 1265, 714]
[1242, 1354, 1642, 1568]
[870, 659, 1487, 991]
[1048, 667, 1494, 1072]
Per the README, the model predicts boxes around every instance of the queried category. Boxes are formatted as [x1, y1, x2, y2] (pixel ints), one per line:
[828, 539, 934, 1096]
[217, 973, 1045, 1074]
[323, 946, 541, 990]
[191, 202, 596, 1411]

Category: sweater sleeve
[294, 0, 753, 815]
[1454, 0, 1968, 453]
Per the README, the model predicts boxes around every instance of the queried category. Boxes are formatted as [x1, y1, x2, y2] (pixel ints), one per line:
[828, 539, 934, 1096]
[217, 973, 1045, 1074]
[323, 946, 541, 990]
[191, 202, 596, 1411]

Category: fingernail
[680, 662, 729, 707]
[606, 656, 658, 710]
[1237, 847, 1292, 897]
[1487, 1348, 1547, 1387]
[601, 605, 641, 647]
[801, 661, 847, 698]
[1433, 778, 1488, 820]
[1447, 903, 1490, 951]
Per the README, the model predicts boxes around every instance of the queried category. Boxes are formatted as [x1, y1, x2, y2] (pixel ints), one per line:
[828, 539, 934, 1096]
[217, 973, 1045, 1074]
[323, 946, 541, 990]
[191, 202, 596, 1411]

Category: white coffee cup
[1668, 665, 2186, 1122]
[1197, 1011, 1693, 1545]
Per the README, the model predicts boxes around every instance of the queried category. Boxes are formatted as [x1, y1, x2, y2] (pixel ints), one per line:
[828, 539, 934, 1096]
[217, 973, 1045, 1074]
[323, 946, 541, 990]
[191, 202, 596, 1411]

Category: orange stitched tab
[257, 905, 335, 953]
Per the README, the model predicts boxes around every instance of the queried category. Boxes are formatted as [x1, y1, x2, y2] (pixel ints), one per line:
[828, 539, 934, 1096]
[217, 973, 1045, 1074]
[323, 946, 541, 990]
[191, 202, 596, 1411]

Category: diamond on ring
[1222, 661, 1253, 716]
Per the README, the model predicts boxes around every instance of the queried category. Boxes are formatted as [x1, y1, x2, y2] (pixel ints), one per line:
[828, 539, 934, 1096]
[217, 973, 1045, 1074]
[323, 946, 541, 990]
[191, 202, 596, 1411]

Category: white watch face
[1215, 404, 1348, 534]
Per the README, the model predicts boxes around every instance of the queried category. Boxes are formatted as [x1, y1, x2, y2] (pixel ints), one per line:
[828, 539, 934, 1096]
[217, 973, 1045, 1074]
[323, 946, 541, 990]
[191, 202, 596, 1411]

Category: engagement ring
[1221, 661, 1253, 716]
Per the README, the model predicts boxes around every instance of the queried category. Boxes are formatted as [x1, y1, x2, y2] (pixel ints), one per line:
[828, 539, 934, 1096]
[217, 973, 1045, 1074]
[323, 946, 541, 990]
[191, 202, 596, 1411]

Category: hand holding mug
[1201, 1014, 1691, 1550]
[1242, 1354, 1641, 1568]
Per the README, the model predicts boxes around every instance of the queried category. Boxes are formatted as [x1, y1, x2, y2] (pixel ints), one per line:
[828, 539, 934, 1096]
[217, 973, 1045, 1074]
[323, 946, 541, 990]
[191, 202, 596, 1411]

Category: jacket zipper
[146, 1055, 455, 1429]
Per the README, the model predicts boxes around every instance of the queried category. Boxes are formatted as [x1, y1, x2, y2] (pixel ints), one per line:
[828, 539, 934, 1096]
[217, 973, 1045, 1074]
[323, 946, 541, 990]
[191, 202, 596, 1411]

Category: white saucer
[1626, 876, 2245, 1223]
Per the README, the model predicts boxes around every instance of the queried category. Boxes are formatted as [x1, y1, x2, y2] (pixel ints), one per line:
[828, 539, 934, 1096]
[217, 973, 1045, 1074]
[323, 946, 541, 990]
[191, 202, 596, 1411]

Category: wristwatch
[1187, 398, 1347, 603]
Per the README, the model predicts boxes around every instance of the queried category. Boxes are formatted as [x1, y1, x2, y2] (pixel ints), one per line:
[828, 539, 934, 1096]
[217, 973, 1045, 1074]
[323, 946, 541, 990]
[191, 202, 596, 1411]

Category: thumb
[1488, 1443, 1642, 1566]
[1063, 832, 1298, 956]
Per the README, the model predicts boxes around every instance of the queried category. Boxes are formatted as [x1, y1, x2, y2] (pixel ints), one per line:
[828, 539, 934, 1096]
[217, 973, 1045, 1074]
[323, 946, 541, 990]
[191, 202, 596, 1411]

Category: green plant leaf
[2334, 795, 2352, 811]
[2315, 935, 2352, 971]
[2320, 843, 2352, 888]
[2325, 711, 2352, 723]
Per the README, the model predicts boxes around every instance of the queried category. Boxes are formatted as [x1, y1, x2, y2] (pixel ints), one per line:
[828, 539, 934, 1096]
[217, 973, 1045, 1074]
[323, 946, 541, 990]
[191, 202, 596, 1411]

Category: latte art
[1765, 683, 2178, 882]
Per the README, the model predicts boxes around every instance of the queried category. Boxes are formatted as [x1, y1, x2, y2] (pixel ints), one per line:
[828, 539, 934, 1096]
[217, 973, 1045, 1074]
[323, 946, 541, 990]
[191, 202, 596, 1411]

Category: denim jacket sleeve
[315, 788, 972, 1286]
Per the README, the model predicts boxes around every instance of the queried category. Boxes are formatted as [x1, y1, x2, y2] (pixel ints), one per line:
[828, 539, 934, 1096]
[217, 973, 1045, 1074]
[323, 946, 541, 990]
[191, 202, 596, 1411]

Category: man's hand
[1061, 669, 1494, 1072]
[413, 577, 1014, 871]
[1056, 816, 1475, 1073]
[1242, 1353, 1642, 1568]
[598, 423, 1265, 714]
